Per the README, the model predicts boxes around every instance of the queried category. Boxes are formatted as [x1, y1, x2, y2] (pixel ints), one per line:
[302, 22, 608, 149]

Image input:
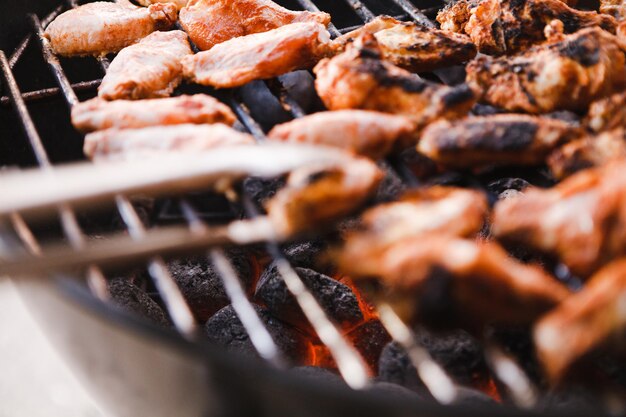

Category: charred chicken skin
[72, 95, 236, 132]
[466, 27, 626, 114]
[179, 0, 330, 51]
[334, 15, 476, 72]
[314, 35, 476, 135]
[437, 0, 616, 56]
[44, 1, 178, 57]
[182, 22, 331, 89]
[418, 114, 582, 168]
[492, 161, 626, 278]
[99, 30, 192, 100]
[534, 259, 626, 383]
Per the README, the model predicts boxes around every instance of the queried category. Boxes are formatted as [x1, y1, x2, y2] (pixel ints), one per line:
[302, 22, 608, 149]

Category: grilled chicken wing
[99, 31, 192, 100]
[72, 95, 236, 132]
[182, 22, 331, 89]
[336, 235, 569, 329]
[548, 129, 626, 179]
[84, 123, 254, 159]
[534, 259, 626, 382]
[266, 158, 383, 236]
[586, 91, 626, 133]
[466, 28, 626, 113]
[492, 161, 626, 277]
[600, 0, 626, 18]
[267, 110, 415, 158]
[314, 35, 475, 135]
[179, 0, 330, 51]
[137, 0, 189, 10]
[334, 15, 476, 72]
[418, 114, 582, 168]
[44, 1, 178, 57]
[437, 0, 616, 55]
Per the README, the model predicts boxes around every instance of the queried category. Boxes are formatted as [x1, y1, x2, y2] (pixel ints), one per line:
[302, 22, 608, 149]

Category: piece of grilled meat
[267, 110, 415, 158]
[99, 30, 192, 100]
[84, 123, 254, 160]
[334, 15, 476, 72]
[418, 114, 582, 168]
[466, 27, 626, 114]
[548, 129, 626, 179]
[437, 0, 616, 56]
[179, 0, 330, 51]
[586, 91, 626, 133]
[600, 0, 626, 18]
[72, 95, 236, 132]
[492, 161, 626, 278]
[182, 22, 331, 89]
[336, 235, 569, 330]
[137, 0, 189, 10]
[266, 158, 383, 237]
[314, 34, 475, 135]
[44, 1, 178, 57]
[534, 259, 626, 383]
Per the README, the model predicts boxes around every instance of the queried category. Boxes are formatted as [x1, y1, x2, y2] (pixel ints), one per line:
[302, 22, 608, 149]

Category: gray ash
[255, 264, 363, 336]
[205, 304, 311, 364]
[347, 319, 391, 372]
[280, 240, 328, 271]
[108, 278, 169, 326]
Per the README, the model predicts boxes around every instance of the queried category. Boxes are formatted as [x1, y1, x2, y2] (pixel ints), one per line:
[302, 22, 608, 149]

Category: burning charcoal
[242, 176, 286, 211]
[255, 263, 363, 336]
[538, 385, 601, 413]
[378, 342, 422, 390]
[281, 240, 328, 270]
[205, 304, 311, 364]
[367, 381, 423, 400]
[169, 250, 254, 322]
[346, 319, 391, 372]
[454, 387, 497, 406]
[108, 278, 169, 326]
[290, 366, 345, 386]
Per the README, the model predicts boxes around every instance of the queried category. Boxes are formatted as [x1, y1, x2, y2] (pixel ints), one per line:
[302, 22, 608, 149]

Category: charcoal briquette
[108, 278, 169, 326]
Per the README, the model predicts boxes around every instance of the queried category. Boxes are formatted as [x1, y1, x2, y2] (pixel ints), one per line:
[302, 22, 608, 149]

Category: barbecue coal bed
[0, 1, 622, 417]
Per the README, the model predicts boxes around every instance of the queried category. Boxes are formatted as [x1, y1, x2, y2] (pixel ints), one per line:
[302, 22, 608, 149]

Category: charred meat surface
[108, 277, 169, 326]
[586, 91, 626, 133]
[84, 123, 254, 160]
[492, 161, 626, 277]
[179, 0, 330, 51]
[98, 30, 192, 100]
[466, 28, 626, 113]
[534, 259, 626, 382]
[334, 15, 476, 72]
[314, 35, 476, 133]
[437, 0, 616, 56]
[44, 1, 178, 56]
[72, 95, 236, 132]
[267, 110, 415, 158]
[182, 22, 332, 89]
[418, 114, 582, 168]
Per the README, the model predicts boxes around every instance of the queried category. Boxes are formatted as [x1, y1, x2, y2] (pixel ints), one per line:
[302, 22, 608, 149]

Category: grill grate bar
[0, 79, 101, 106]
[8, 4, 64, 68]
[293, 0, 341, 37]
[388, 0, 435, 27]
[342, 0, 376, 21]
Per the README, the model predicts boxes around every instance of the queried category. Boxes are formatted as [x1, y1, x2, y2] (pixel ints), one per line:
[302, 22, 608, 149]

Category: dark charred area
[108, 278, 169, 327]
[556, 36, 600, 67]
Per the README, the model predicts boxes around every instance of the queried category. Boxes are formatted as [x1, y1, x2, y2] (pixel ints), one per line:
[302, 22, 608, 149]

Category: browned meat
[418, 114, 582, 168]
[314, 35, 475, 136]
[336, 235, 569, 329]
[44, 1, 178, 57]
[600, 0, 626, 18]
[84, 123, 254, 160]
[267, 110, 415, 158]
[182, 22, 331, 89]
[437, 0, 616, 55]
[137, 0, 189, 10]
[334, 15, 476, 72]
[492, 161, 626, 277]
[99, 31, 192, 100]
[586, 91, 626, 133]
[548, 129, 626, 179]
[72, 95, 236, 132]
[179, 0, 330, 51]
[466, 28, 626, 113]
[266, 158, 383, 236]
[534, 259, 626, 382]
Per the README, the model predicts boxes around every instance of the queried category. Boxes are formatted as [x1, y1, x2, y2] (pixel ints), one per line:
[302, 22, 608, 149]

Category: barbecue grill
[0, 0, 622, 416]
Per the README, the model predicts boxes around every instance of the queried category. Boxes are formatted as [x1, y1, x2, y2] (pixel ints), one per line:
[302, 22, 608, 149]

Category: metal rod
[388, 0, 435, 27]
[342, 0, 376, 22]
[293, 0, 341, 37]
[484, 342, 538, 408]
[8, 4, 64, 68]
[1, 80, 101, 106]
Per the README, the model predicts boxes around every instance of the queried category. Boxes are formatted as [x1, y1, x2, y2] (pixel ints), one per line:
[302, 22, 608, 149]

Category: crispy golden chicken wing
[534, 259, 626, 382]
[418, 114, 582, 168]
[267, 110, 415, 158]
[334, 15, 476, 72]
[437, 0, 616, 55]
[179, 0, 330, 51]
[84, 123, 254, 160]
[99, 30, 192, 100]
[44, 1, 178, 57]
[492, 161, 626, 277]
[466, 28, 626, 113]
[182, 22, 331, 89]
[586, 91, 626, 133]
[72, 95, 236, 132]
[548, 129, 626, 179]
[314, 35, 475, 135]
